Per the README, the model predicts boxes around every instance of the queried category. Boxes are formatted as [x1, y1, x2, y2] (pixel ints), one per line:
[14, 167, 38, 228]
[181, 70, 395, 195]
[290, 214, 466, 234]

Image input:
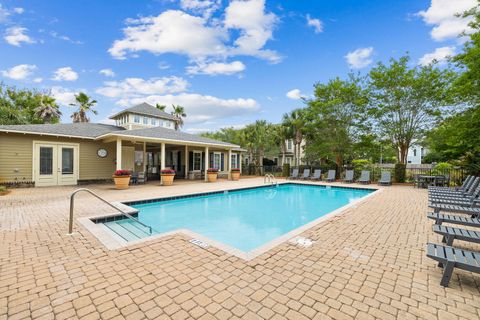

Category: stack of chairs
[425, 175, 480, 286]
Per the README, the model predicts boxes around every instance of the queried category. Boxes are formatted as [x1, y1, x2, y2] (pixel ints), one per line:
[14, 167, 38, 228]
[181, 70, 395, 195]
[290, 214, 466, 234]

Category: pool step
[104, 220, 151, 242]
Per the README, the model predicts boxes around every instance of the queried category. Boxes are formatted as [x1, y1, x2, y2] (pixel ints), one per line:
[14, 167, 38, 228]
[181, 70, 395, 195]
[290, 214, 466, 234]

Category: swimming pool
[97, 183, 375, 255]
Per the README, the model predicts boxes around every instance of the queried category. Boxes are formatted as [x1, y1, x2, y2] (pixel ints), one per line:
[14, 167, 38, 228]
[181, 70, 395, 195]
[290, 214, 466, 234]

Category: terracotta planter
[231, 171, 240, 181]
[207, 172, 218, 182]
[161, 173, 175, 186]
[113, 175, 131, 189]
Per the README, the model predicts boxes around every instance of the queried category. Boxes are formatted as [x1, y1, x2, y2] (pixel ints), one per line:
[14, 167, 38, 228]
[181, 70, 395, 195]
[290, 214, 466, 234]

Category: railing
[68, 188, 152, 235]
[264, 173, 277, 185]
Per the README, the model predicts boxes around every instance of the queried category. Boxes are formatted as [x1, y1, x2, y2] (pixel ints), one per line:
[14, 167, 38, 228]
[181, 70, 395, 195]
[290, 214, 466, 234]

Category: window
[213, 153, 221, 170]
[151, 118, 157, 126]
[193, 152, 202, 171]
[143, 117, 148, 124]
[134, 115, 140, 123]
[413, 148, 417, 157]
[159, 120, 164, 127]
[165, 121, 171, 128]
[39, 147, 53, 175]
[287, 139, 292, 150]
[62, 148, 74, 174]
[231, 154, 238, 169]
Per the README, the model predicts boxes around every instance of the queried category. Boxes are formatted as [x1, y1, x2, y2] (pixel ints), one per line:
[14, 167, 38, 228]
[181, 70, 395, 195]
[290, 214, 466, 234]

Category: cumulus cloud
[96, 76, 189, 98]
[419, 46, 456, 65]
[286, 89, 305, 100]
[186, 60, 245, 75]
[120, 93, 259, 124]
[109, 0, 280, 64]
[345, 47, 374, 69]
[52, 67, 79, 81]
[4, 27, 35, 46]
[50, 86, 79, 106]
[1, 64, 37, 80]
[418, 0, 476, 42]
[0, 5, 24, 23]
[99, 68, 115, 77]
[306, 14, 323, 33]
[180, 0, 221, 18]
[13, 7, 24, 14]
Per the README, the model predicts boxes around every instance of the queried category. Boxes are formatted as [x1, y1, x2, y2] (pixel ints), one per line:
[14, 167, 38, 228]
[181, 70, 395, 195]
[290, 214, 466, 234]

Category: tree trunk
[293, 143, 298, 166]
[335, 154, 343, 178]
[399, 142, 409, 164]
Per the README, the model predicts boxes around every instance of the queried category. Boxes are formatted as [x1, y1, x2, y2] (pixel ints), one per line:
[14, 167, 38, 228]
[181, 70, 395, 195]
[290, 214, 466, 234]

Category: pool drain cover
[189, 239, 209, 248]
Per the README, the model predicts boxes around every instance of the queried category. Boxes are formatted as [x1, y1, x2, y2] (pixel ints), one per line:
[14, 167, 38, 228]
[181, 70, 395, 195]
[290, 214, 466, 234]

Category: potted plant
[207, 168, 218, 182]
[112, 169, 131, 189]
[0, 186, 10, 196]
[161, 169, 176, 186]
[231, 168, 241, 181]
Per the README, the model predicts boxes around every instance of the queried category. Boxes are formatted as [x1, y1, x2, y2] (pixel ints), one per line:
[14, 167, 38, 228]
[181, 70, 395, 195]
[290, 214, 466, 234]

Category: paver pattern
[1, 178, 480, 320]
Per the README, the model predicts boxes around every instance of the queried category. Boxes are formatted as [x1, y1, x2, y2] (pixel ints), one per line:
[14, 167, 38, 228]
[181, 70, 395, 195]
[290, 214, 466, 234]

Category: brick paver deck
[1, 178, 479, 319]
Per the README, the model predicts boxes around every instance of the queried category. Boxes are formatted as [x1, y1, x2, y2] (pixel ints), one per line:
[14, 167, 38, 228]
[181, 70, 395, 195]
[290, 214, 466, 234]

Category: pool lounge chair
[378, 171, 392, 186]
[429, 202, 480, 217]
[357, 171, 371, 184]
[300, 169, 311, 180]
[326, 170, 336, 182]
[342, 170, 354, 183]
[307, 169, 322, 181]
[427, 212, 480, 228]
[429, 177, 479, 196]
[287, 168, 299, 180]
[429, 185, 480, 205]
[433, 224, 480, 246]
[430, 175, 472, 192]
[426, 243, 480, 287]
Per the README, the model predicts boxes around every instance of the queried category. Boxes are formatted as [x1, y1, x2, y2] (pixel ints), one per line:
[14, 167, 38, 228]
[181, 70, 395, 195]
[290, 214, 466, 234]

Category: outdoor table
[418, 175, 444, 188]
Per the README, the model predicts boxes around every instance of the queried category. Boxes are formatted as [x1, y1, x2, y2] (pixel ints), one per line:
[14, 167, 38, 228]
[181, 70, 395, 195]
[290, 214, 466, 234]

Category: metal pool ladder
[68, 188, 152, 235]
[264, 174, 278, 186]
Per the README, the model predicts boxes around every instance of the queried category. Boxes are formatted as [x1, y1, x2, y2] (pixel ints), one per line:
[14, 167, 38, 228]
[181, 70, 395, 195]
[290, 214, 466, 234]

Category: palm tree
[70, 92, 97, 123]
[283, 109, 306, 166]
[274, 124, 291, 166]
[171, 104, 186, 130]
[35, 95, 61, 124]
[156, 103, 167, 111]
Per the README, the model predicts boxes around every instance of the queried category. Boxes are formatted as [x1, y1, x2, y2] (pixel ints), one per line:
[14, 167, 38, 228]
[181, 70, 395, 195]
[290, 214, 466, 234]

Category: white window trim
[213, 152, 222, 170]
[193, 150, 202, 171]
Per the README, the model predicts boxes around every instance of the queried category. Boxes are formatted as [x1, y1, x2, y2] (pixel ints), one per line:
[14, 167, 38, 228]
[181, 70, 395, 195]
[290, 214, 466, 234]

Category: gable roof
[98, 126, 239, 148]
[0, 123, 124, 139]
[109, 102, 178, 121]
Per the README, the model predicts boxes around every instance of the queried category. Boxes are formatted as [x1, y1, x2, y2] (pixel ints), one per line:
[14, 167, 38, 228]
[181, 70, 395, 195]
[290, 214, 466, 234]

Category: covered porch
[107, 137, 243, 183]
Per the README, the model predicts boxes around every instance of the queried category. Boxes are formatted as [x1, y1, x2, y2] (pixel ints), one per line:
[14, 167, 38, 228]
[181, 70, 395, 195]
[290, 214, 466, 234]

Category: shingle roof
[0, 123, 125, 139]
[103, 126, 239, 147]
[109, 102, 178, 121]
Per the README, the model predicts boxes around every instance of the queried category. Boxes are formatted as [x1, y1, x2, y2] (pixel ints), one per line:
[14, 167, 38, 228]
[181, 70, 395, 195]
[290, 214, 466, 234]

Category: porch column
[239, 153, 242, 174]
[160, 142, 166, 185]
[228, 149, 232, 180]
[204, 147, 209, 182]
[184, 145, 189, 179]
[116, 138, 122, 170]
[142, 142, 146, 173]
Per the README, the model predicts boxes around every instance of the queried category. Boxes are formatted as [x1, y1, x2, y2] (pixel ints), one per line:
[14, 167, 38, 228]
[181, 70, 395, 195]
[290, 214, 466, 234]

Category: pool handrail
[68, 188, 152, 235]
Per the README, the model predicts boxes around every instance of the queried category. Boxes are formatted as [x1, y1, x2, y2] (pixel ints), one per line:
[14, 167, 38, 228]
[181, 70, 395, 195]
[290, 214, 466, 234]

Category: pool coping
[78, 181, 381, 260]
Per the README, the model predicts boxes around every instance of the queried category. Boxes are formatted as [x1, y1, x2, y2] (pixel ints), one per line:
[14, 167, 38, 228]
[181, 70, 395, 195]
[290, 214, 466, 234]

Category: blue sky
[0, 0, 475, 132]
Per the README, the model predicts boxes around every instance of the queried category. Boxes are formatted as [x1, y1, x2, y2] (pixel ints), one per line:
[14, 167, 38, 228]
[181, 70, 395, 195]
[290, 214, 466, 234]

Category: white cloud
[419, 46, 456, 65]
[52, 67, 79, 81]
[186, 60, 246, 75]
[0, 5, 23, 23]
[158, 61, 170, 70]
[33, 77, 43, 83]
[13, 7, 24, 14]
[180, 0, 221, 18]
[50, 31, 83, 45]
[4, 27, 35, 46]
[109, 0, 279, 64]
[50, 86, 79, 106]
[418, 0, 476, 42]
[286, 89, 305, 100]
[224, 0, 280, 63]
[99, 68, 115, 77]
[1, 64, 37, 80]
[120, 93, 259, 124]
[96, 76, 189, 98]
[306, 14, 323, 33]
[345, 47, 374, 69]
[109, 10, 227, 60]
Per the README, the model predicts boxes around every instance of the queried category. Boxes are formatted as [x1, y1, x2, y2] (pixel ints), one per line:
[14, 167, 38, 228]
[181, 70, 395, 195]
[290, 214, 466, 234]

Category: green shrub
[352, 159, 372, 171]
[431, 162, 453, 175]
[0, 186, 6, 192]
[282, 163, 290, 177]
[395, 163, 406, 183]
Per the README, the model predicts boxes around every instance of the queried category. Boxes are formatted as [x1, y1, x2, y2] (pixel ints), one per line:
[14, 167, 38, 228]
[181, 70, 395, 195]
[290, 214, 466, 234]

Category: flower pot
[231, 171, 240, 181]
[113, 175, 131, 189]
[161, 173, 175, 186]
[207, 172, 218, 182]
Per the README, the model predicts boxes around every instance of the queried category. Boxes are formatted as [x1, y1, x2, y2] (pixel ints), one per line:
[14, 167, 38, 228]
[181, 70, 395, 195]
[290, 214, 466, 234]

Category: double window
[133, 115, 140, 123]
[193, 151, 202, 171]
[213, 152, 221, 170]
[231, 154, 238, 169]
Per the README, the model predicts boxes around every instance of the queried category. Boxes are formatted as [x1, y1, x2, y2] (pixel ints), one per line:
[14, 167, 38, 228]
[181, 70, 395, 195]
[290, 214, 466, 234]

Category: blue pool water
[105, 184, 374, 252]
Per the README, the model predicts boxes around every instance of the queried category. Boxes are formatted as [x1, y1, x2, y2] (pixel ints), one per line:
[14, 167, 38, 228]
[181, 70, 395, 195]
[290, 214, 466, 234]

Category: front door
[34, 142, 79, 186]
